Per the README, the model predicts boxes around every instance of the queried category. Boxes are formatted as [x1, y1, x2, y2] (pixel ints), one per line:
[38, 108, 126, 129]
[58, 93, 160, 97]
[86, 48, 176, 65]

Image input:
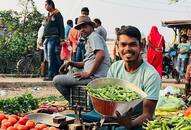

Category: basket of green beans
[86, 78, 147, 117]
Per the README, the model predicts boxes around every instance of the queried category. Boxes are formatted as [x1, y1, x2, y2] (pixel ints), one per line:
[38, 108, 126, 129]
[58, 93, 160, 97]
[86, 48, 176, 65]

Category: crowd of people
[36, 0, 191, 129]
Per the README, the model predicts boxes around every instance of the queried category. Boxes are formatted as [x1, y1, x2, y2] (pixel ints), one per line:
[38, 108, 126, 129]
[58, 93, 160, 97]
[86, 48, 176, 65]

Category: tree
[0, 0, 43, 73]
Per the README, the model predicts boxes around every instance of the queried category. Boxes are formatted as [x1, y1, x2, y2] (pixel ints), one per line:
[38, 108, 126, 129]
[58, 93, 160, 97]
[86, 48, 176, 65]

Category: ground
[0, 77, 61, 99]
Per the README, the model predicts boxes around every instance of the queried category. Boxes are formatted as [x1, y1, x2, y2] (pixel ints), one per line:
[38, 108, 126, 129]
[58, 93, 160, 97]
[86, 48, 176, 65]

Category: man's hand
[73, 71, 91, 79]
[59, 61, 70, 74]
[115, 108, 133, 128]
[185, 64, 191, 82]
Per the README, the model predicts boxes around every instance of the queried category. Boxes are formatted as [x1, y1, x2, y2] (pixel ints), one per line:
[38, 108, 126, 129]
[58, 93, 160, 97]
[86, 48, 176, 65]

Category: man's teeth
[125, 53, 132, 57]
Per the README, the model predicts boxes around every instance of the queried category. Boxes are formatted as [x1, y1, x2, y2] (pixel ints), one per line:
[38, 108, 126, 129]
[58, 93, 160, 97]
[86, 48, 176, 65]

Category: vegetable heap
[143, 116, 191, 130]
[156, 95, 185, 112]
[0, 94, 65, 115]
[0, 94, 38, 115]
[86, 85, 140, 102]
[0, 112, 58, 130]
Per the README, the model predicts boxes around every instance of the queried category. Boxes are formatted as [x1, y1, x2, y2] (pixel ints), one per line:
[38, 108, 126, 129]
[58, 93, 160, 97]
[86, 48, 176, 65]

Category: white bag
[37, 25, 45, 49]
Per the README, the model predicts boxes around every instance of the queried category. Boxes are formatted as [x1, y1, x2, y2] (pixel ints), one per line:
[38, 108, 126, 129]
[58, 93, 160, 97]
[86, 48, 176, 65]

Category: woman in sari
[147, 26, 165, 78]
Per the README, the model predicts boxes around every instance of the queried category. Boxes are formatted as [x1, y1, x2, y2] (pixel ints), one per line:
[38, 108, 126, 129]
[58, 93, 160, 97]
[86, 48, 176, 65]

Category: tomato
[1, 119, 8, 124]
[25, 120, 36, 128]
[14, 123, 20, 128]
[48, 127, 58, 130]
[16, 124, 29, 130]
[8, 117, 18, 125]
[7, 126, 18, 130]
[0, 113, 7, 122]
[1, 121, 12, 129]
[42, 128, 49, 130]
[35, 124, 47, 130]
[18, 117, 29, 125]
[8, 115, 20, 121]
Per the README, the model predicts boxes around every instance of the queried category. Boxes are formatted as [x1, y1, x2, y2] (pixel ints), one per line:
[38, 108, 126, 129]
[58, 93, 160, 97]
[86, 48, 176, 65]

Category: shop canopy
[162, 20, 191, 29]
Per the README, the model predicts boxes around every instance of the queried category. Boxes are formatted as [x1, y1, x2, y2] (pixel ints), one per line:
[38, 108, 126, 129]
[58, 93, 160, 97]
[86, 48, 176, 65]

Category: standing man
[43, 0, 65, 81]
[65, 19, 73, 39]
[68, 18, 79, 61]
[93, 18, 107, 41]
[53, 16, 111, 101]
[107, 26, 161, 129]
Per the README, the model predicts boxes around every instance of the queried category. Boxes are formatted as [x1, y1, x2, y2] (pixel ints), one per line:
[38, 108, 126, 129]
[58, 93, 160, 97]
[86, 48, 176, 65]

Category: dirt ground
[0, 85, 62, 99]
[0, 77, 62, 99]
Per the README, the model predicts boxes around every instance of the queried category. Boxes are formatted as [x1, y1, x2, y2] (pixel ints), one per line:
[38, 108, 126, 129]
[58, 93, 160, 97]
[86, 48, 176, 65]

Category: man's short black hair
[81, 7, 89, 15]
[45, 0, 55, 9]
[117, 25, 141, 43]
[93, 18, 102, 25]
[181, 34, 188, 40]
[81, 7, 89, 12]
[67, 20, 73, 26]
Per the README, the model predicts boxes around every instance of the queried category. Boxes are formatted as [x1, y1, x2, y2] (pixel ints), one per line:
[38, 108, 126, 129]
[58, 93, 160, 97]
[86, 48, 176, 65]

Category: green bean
[86, 85, 140, 102]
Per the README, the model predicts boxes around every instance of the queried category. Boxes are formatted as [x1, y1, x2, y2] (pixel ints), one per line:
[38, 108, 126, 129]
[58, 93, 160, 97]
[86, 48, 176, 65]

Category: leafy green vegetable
[0, 94, 65, 114]
[0, 94, 38, 114]
[86, 85, 140, 102]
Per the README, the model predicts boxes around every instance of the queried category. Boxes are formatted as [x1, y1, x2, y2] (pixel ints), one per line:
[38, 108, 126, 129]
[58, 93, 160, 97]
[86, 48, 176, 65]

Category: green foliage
[0, 0, 44, 73]
[0, 94, 39, 114]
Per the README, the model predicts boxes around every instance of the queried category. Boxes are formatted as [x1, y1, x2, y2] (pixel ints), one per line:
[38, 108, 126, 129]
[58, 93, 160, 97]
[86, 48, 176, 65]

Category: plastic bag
[60, 40, 72, 60]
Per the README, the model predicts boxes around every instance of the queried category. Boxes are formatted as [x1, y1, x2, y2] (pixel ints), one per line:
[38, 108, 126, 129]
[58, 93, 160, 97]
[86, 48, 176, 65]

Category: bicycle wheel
[16, 57, 32, 74]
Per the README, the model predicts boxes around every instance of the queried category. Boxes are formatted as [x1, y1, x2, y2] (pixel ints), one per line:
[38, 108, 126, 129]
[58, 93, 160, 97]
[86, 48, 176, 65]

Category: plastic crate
[69, 86, 93, 111]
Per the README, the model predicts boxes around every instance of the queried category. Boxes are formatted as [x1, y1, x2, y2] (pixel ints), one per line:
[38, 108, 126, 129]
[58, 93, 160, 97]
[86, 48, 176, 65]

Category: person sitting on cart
[107, 26, 161, 129]
[53, 15, 111, 101]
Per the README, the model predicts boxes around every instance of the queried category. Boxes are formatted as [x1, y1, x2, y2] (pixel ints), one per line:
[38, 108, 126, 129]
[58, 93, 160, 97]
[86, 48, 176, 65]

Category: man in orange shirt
[68, 18, 79, 61]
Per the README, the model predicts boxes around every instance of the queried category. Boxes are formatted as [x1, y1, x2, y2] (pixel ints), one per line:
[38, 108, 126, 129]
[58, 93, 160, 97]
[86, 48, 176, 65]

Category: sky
[1, 0, 191, 46]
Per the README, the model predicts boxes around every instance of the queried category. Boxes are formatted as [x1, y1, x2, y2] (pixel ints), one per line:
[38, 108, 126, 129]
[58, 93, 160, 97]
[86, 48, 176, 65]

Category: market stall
[162, 20, 191, 43]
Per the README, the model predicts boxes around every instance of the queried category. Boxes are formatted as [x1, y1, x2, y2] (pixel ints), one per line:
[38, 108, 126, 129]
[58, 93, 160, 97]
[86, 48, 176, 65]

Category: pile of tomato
[0, 113, 58, 130]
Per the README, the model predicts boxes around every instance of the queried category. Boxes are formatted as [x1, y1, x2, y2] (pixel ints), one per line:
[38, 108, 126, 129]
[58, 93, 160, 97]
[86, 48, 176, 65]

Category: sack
[37, 25, 45, 49]
[60, 40, 72, 60]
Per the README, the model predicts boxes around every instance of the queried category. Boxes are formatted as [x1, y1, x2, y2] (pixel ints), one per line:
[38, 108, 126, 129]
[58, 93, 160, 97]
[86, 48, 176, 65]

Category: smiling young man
[53, 16, 111, 101]
[107, 26, 161, 129]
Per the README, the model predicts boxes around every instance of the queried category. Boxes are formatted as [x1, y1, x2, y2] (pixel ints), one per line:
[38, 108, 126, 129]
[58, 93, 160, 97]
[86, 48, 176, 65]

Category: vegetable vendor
[53, 15, 111, 101]
[107, 26, 161, 129]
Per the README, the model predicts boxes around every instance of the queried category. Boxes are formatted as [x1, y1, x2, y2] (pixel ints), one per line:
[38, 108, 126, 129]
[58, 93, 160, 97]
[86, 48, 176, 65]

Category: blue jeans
[44, 37, 62, 78]
[176, 58, 188, 79]
[76, 41, 86, 62]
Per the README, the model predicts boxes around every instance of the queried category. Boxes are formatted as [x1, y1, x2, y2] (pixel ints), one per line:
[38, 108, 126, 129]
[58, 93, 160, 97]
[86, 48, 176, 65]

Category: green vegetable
[0, 94, 38, 114]
[156, 95, 185, 112]
[86, 85, 140, 102]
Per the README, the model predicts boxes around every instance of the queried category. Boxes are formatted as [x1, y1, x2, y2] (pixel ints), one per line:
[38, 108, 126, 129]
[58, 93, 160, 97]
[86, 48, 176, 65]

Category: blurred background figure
[176, 34, 190, 83]
[75, 7, 90, 62]
[68, 18, 79, 62]
[65, 19, 73, 39]
[81, 7, 89, 16]
[93, 18, 107, 41]
[113, 27, 121, 62]
[147, 26, 165, 79]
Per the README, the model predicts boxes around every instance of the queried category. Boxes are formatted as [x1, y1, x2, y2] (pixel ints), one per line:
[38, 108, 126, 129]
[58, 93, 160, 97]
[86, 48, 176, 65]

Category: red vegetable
[183, 106, 191, 117]
[18, 117, 29, 125]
